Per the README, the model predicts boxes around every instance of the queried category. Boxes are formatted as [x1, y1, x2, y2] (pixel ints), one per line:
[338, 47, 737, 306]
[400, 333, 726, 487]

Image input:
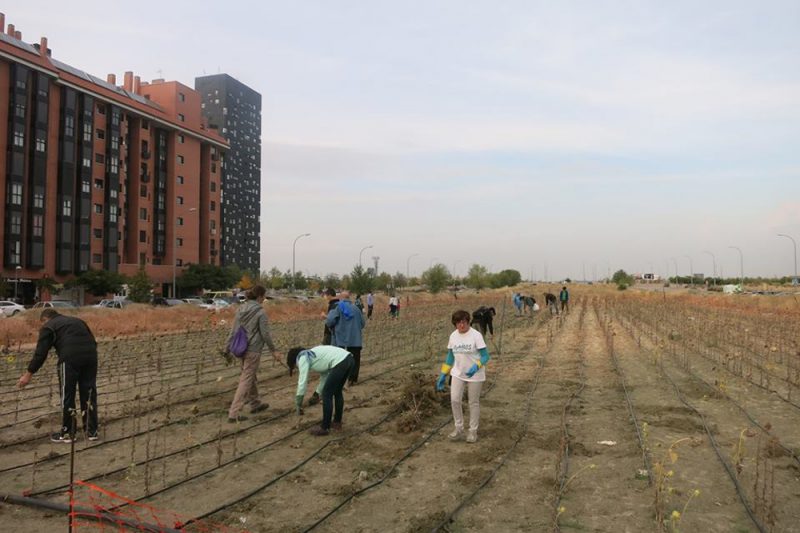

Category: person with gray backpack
[225, 285, 280, 422]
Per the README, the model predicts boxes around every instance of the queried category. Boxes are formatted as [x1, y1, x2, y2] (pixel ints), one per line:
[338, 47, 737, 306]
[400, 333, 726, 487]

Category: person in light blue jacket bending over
[435, 309, 490, 443]
[287, 345, 354, 436]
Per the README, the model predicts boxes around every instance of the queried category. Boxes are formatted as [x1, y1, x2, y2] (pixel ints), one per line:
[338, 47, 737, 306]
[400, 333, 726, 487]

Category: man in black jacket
[321, 288, 339, 345]
[471, 306, 496, 337]
[17, 309, 99, 443]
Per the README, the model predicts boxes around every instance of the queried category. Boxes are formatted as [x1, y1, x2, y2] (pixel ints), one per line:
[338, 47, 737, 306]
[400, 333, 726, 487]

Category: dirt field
[1, 287, 799, 532]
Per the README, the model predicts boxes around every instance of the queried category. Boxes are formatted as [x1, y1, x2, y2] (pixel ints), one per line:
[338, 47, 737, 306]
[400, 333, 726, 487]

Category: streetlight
[292, 233, 311, 292]
[703, 250, 717, 286]
[671, 257, 679, 282]
[406, 253, 419, 278]
[14, 266, 21, 302]
[728, 246, 744, 287]
[359, 245, 373, 268]
[684, 255, 694, 285]
[777, 234, 798, 285]
[173, 207, 197, 298]
[452, 259, 462, 278]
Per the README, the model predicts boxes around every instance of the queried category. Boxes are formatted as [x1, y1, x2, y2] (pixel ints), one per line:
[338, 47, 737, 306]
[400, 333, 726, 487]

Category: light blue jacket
[295, 345, 351, 397]
[325, 298, 365, 348]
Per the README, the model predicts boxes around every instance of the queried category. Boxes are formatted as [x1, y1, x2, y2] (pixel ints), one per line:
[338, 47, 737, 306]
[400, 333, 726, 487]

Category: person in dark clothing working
[321, 288, 339, 345]
[470, 306, 496, 337]
[17, 309, 99, 443]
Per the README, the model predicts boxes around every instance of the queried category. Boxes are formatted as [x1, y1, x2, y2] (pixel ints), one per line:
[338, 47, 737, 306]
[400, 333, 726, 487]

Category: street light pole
[14, 266, 21, 302]
[777, 234, 798, 284]
[172, 207, 197, 299]
[703, 250, 717, 286]
[406, 253, 419, 278]
[359, 245, 374, 268]
[729, 246, 744, 287]
[292, 233, 311, 292]
[671, 257, 679, 282]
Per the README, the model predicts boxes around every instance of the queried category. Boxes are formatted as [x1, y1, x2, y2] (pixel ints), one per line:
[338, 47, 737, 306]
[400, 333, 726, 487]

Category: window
[94, 179, 104, 189]
[111, 136, 119, 151]
[10, 183, 22, 205]
[142, 120, 149, 130]
[210, 220, 216, 230]
[177, 155, 184, 164]
[178, 92, 185, 102]
[10, 241, 21, 264]
[94, 204, 103, 214]
[14, 103, 25, 118]
[33, 190, 44, 208]
[210, 181, 216, 192]
[139, 230, 146, 243]
[93, 253, 102, 263]
[10, 214, 21, 234]
[83, 126, 92, 143]
[110, 188, 118, 199]
[97, 104, 105, 115]
[211, 163, 217, 173]
[139, 208, 147, 220]
[177, 196, 184, 205]
[32, 215, 43, 237]
[177, 238, 184, 247]
[64, 115, 75, 137]
[13, 130, 24, 147]
[109, 205, 118, 223]
[176, 258, 183, 267]
[177, 217, 184, 226]
[96, 128, 105, 139]
[93, 228, 102, 239]
[95, 153, 105, 164]
[140, 184, 147, 197]
[83, 157, 92, 168]
[157, 193, 165, 210]
[109, 156, 119, 174]
[16, 78, 26, 90]
[178, 134, 184, 144]
[111, 110, 120, 126]
[177, 175, 184, 185]
[63, 199, 72, 216]
[82, 180, 91, 193]
[210, 201, 216, 212]
[178, 113, 185, 122]
[35, 136, 46, 152]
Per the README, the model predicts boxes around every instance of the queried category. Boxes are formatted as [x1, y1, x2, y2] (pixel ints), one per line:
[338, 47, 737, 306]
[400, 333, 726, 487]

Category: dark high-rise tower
[195, 74, 261, 272]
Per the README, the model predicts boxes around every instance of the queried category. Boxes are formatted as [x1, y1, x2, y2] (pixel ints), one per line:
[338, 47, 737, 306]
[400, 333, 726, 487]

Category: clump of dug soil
[396, 371, 447, 432]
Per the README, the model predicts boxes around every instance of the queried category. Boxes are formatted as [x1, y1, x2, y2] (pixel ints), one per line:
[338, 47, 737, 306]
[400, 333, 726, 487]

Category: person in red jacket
[17, 309, 99, 443]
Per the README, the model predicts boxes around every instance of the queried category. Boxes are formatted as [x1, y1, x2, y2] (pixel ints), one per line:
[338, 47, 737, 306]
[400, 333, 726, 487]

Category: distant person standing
[559, 286, 570, 313]
[321, 288, 339, 345]
[17, 309, 99, 442]
[326, 290, 366, 386]
[388, 295, 399, 318]
[354, 294, 364, 313]
[366, 292, 375, 319]
[513, 292, 523, 316]
[226, 285, 280, 422]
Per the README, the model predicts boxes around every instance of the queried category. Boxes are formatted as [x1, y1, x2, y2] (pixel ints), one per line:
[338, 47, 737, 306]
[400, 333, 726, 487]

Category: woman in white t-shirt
[435, 310, 491, 443]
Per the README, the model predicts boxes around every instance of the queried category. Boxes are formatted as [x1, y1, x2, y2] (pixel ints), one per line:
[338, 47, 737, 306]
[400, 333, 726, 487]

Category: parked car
[32, 301, 77, 310]
[92, 299, 114, 308]
[199, 298, 231, 311]
[0, 300, 26, 317]
[182, 298, 204, 306]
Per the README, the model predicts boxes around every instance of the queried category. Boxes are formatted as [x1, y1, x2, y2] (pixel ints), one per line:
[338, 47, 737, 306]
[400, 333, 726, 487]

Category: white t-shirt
[447, 327, 487, 382]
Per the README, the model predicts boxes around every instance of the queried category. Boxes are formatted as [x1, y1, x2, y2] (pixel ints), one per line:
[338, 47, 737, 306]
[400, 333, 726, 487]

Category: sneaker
[87, 432, 99, 441]
[331, 422, 342, 432]
[466, 429, 478, 443]
[309, 425, 329, 436]
[448, 428, 464, 441]
[50, 432, 72, 444]
[250, 403, 269, 414]
[227, 415, 249, 423]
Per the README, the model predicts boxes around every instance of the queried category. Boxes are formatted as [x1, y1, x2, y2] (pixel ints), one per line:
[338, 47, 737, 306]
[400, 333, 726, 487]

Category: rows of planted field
[1, 289, 798, 532]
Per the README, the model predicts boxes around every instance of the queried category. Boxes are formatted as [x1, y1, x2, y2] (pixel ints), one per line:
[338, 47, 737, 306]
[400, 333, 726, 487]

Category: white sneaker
[466, 429, 478, 443]
[448, 428, 464, 440]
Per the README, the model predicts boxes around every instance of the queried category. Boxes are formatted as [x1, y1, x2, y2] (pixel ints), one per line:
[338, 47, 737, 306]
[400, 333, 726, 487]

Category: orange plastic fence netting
[68, 480, 247, 532]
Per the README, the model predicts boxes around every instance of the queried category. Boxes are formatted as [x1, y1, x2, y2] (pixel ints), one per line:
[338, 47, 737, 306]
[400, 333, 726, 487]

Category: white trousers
[450, 376, 482, 432]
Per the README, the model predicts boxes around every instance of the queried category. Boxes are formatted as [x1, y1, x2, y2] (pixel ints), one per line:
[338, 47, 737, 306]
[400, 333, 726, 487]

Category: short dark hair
[40, 309, 59, 321]
[246, 285, 266, 300]
[451, 310, 471, 326]
[324, 288, 336, 297]
[286, 346, 306, 376]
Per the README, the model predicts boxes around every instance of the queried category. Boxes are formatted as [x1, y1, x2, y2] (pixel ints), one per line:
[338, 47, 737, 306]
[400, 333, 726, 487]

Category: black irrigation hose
[614, 310, 767, 533]
[593, 305, 653, 486]
[0, 492, 181, 533]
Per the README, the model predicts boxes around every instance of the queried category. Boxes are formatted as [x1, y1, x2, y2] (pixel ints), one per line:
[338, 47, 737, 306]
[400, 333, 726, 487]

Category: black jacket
[28, 315, 98, 374]
[322, 298, 339, 345]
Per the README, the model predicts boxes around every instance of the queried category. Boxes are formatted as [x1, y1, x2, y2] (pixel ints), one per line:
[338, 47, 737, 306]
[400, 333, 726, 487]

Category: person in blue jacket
[435, 310, 490, 443]
[288, 345, 354, 436]
[325, 290, 366, 386]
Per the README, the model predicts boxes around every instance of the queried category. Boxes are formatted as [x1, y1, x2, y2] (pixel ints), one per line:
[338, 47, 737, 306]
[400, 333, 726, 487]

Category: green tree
[377, 272, 393, 291]
[348, 264, 374, 295]
[392, 272, 408, 289]
[466, 264, 490, 291]
[490, 269, 522, 288]
[611, 269, 634, 289]
[76, 269, 126, 297]
[422, 264, 451, 294]
[128, 268, 153, 303]
[265, 267, 284, 290]
[323, 273, 342, 290]
[177, 264, 240, 295]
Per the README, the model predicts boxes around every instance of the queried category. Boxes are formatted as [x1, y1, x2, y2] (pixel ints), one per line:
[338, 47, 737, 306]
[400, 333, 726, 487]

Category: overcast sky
[11, 1, 800, 280]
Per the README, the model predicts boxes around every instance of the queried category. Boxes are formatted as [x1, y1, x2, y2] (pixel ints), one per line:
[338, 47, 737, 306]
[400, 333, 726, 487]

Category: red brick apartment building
[0, 14, 227, 302]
